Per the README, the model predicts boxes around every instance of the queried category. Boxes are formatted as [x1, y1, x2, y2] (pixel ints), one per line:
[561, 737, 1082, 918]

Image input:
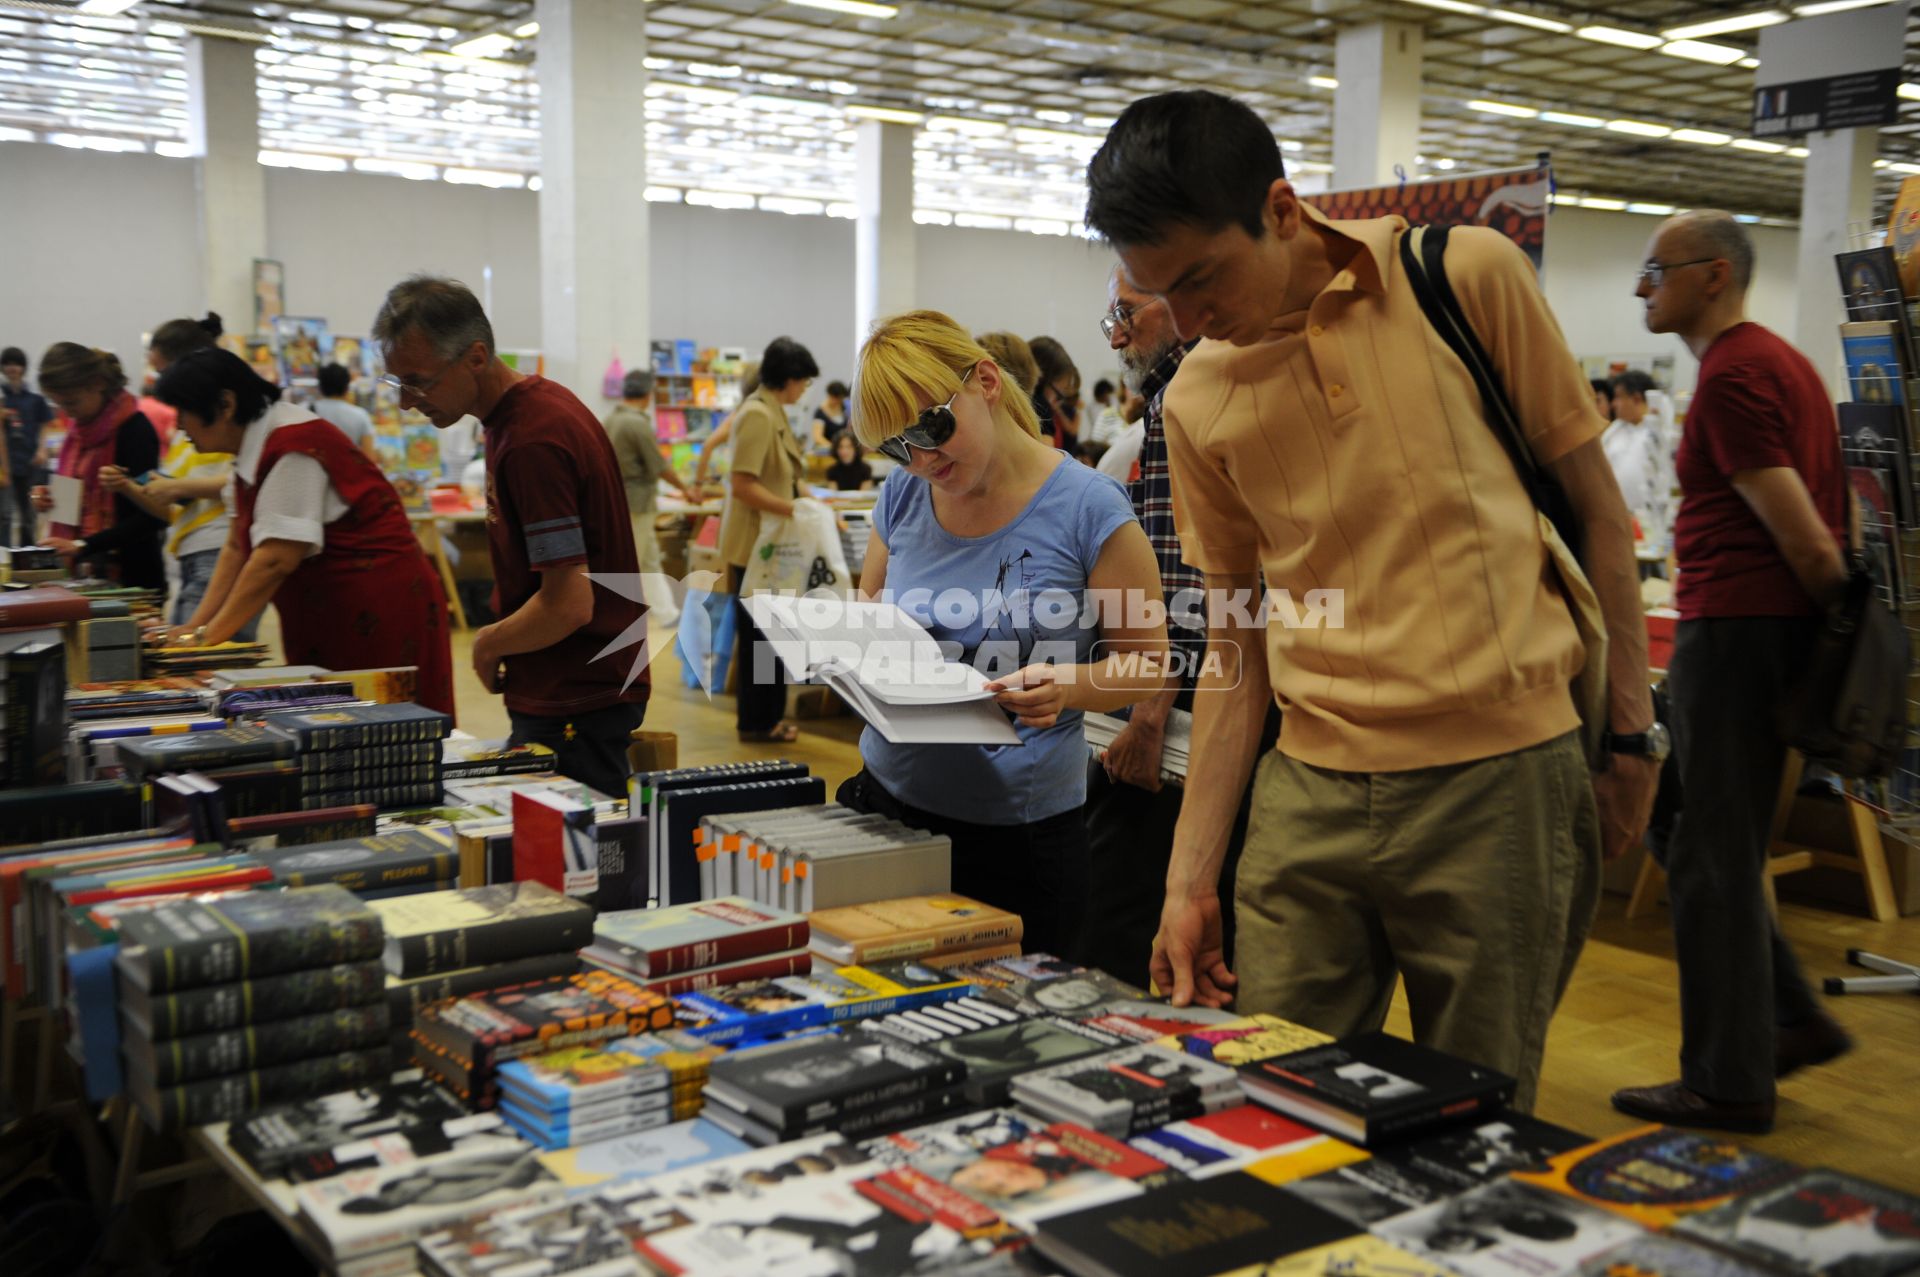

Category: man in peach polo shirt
[1086, 90, 1659, 1110]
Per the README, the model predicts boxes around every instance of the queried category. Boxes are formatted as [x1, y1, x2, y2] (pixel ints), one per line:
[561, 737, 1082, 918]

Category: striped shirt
[1130, 340, 1208, 678]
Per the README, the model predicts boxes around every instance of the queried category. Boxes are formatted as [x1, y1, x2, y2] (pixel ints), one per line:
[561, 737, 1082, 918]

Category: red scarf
[53, 389, 137, 540]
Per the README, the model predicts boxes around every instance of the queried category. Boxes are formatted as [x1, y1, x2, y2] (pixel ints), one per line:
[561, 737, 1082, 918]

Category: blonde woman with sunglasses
[843, 310, 1169, 959]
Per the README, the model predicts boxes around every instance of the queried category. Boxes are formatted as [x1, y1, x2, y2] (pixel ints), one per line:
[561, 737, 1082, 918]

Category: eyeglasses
[379, 358, 458, 400]
[876, 366, 972, 465]
[1100, 295, 1164, 341]
[1637, 257, 1718, 288]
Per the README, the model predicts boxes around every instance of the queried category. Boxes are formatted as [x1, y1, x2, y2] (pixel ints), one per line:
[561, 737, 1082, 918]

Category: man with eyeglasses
[1088, 89, 1657, 1114]
[1079, 267, 1275, 989]
[373, 275, 646, 800]
[1610, 211, 1852, 1134]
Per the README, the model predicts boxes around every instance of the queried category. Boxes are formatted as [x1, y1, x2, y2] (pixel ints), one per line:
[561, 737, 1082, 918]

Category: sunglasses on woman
[876, 366, 972, 465]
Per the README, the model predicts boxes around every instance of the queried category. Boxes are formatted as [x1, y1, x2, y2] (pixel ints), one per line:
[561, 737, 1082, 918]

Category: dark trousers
[508, 700, 647, 800]
[10, 471, 35, 545]
[1662, 617, 1824, 1104]
[835, 769, 1090, 961]
[728, 566, 791, 734]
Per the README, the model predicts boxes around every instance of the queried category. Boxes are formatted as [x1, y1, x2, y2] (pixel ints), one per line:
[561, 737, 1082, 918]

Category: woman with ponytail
[31, 342, 166, 589]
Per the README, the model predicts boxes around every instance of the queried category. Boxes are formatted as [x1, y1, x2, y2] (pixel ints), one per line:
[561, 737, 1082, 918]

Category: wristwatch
[1605, 721, 1671, 764]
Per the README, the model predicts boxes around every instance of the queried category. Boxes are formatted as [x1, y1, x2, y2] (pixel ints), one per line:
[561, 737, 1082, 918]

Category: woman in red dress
[153, 347, 455, 718]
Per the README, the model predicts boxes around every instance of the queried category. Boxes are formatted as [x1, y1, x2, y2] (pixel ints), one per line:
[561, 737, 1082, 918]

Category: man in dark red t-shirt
[374, 276, 646, 798]
[1611, 212, 1851, 1135]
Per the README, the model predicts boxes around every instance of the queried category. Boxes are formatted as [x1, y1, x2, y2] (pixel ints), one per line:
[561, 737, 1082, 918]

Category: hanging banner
[1753, 4, 1907, 137]
[1306, 164, 1550, 272]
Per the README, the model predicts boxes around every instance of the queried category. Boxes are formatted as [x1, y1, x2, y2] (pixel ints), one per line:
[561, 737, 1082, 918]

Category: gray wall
[1, 140, 1801, 409]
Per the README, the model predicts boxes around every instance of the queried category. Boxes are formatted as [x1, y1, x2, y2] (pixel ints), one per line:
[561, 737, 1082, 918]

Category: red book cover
[593, 897, 810, 976]
[511, 790, 597, 898]
[2, 841, 201, 998]
[0, 585, 91, 628]
[65, 866, 273, 905]
[635, 949, 812, 996]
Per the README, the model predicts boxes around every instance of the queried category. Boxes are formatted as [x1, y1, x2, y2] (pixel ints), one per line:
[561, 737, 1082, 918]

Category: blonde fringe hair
[853, 310, 1042, 450]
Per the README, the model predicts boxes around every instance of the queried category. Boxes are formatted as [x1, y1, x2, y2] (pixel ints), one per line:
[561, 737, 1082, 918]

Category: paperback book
[369, 880, 593, 977]
[808, 894, 1023, 965]
[1237, 1031, 1516, 1146]
[1512, 1124, 1801, 1229]
[293, 1138, 564, 1262]
[703, 1026, 965, 1131]
[1670, 1168, 1920, 1277]
[589, 897, 809, 977]
[1011, 1042, 1243, 1138]
[228, 1072, 491, 1180]
[1374, 1179, 1645, 1277]
[533, 1117, 752, 1192]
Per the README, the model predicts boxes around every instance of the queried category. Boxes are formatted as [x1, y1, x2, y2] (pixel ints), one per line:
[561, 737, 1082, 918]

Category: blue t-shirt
[862, 454, 1137, 824]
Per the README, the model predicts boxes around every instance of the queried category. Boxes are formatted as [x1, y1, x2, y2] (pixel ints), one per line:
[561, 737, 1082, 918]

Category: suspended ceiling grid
[1, 0, 1915, 230]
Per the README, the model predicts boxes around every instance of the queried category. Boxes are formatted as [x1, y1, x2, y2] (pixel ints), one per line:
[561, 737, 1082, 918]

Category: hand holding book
[985, 664, 1067, 730]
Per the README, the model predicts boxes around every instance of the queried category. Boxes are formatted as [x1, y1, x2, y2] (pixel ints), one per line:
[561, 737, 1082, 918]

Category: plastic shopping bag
[738, 498, 851, 598]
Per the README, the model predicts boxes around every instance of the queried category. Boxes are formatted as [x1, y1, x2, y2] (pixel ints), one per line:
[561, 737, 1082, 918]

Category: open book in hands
[742, 593, 1021, 745]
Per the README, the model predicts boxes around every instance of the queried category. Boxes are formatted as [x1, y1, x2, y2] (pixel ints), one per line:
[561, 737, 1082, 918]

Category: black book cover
[660, 775, 827, 906]
[371, 881, 594, 977]
[129, 1046, 392, 1131]
[198, 761, 303, 819]
[272, 702, 452, 750]
[124, 958, 386, 1040]
[225, 806, 378, 851]
[1841, 402, 1917, 525]
[4, 640, 66, 787]
[298, 764, 442, 795]
[0, 780, 144, 849]
[300, 741, 438, 773]
[706, 1084, 969, 1146]
[926, 1016, 1124, 1106]
[1035, 1171, 1357, 1277]
[593, 813, 647, 913]
[704, 1026, 964, 1128]
[298, 782, 442, 812]
[1838, 247, 1920, 381]
[1241, 1032, 1515, 1141]
[116, 724, 298, 781]
[1671, 1168, 1920, 1276]
[126, 1002, 391, 1085]
[251, 828, 457, 892]
[115, 884, 384, 992]
[385, 950, 581, 1035]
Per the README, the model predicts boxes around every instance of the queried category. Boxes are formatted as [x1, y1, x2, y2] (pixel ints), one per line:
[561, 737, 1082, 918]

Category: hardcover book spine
[145, 912, 386, 991]
[300, 783, 441, 811]
[1373, 1087, 1512, 1141]
[299, 765, 441, 794]
[393, 909, 593, 978]
[299, 742, 438, 772]
[385, 952, 582, 1031]
[142, 1004, 392, 1085]
[139, 1047, 392, 1130]
[277, 850, 457, 892]
[649, 920, 810, 976]
[784, 1059, 964, 1126]
[847, 920, 1024, 964]
[642, 951, 812, 996]
[145, 961, 386, 1039]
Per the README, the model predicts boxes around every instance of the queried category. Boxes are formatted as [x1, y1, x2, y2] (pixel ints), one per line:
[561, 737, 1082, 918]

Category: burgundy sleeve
[1694, 364, 1799, 476]
[499, 439, 589, 570]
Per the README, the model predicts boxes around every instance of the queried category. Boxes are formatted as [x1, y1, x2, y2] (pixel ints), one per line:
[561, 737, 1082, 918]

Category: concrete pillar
[855, 119, 915, 353]
[536, 0, 649, 403]
[184, 36, 267, 332]
[1795, 127, 1879, 394]
[1332, 21, 1424, 191]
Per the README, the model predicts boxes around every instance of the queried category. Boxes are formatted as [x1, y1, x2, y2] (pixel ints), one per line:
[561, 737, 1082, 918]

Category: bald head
[1661, 210, 1754, 292]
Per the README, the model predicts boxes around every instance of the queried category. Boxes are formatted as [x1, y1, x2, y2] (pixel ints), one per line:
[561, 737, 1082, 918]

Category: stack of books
[113, 885, 393, 1128]
[865, 999, 1127, 1106]
[270, 702, 451, 812]
[249, 827, 463, 899]
[943, 953, 1241, 1043]
[146, 639, 272, 676]
[409, 969, 675, 1110]
[1235, 1032, 1517, 1147]
[369, 881, 594, 1054]
[674, 958, 974, 1046]
[700, 1025, 968, 1146]
[693, 803, 951, 910]
[1083, 706, 1193, 787]
[440, 734, 555, 781]
[807, 894, 1024, 967]
[630, 760, 827, 905]
[584, 896, 813, 994]
[1010, 1042, 1243, 1139]
[495, 1035, 719, 1150]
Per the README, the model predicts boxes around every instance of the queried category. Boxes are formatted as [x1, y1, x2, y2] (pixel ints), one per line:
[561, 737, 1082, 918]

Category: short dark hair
[1028, 336, 1078, 392]
[1588, 378, 1611, 399]
[0, 347, 26, 369]
[372, 275, 495, 359]
[622, 369, 654, 399]
[1093, 378, 1115, 401]
[1086, 89, 1285, 248]
[150, 313, 223, 367]
[1610, 370, 1656, 398]
[825, 380, 850, 400]
[759, 337, 819, 391]
[155, 347, 281, 427]
[317, 361, 353, 397]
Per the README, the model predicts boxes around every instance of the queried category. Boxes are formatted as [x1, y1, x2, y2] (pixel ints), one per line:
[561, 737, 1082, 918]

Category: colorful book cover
[1157, 1012, 1334, 1065]
[1573, 1234, 1780, 1277]
[1513, 1124, 1801, 1230]
[1129, 1103, 1336, 1180]
[1375, 1179, 1645, 1277]
[534, 1117, 751, 1192]
[1843, 325, 1906, 405]
[1671, 1169, 1920, 1277]
[591, 896, 808, 976]
[1221, 1233, 1455, 1277]
[496, 1041, 701, 1110]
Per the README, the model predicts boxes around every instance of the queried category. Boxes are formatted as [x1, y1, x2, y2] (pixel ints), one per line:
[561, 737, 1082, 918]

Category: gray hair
[1674, 210, 1754, 291]
[372, 274, 496, 360]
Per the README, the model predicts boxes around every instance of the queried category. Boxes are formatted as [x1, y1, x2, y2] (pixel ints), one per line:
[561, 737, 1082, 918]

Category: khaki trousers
[629, 512, 678, 623]
[1234, 729, 1600, 1111]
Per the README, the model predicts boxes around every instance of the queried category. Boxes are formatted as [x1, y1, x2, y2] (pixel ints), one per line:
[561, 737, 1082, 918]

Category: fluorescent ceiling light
[1581, 197, 1627, 210]
[443, 167, 525, 187]
[1731, 137, 1788, 152]
[1786, 145, 1810, 157]
[1886, 162, 1920, 175]
[1793, 0, 1891, 12]
[1309, 76, 1339, 89]
[1900, 83, 1920, 101]
[1013, 126, 1099, 145]
[180, 22, 271, 42]
[449, 32, 514, 59]
[644, 186, 683, 202]
[1672, 128, 1733, 145]
[1402, 0, 1486, 12]
[1490, 8, 1572, 30]
[1605, 119, 1673, 137]
[77, 0, 141, 14]
[686, 189, 755, 209]
[1626, 202, 1677, 214]
[1084, 114, 1117, 129]
[259, 149, 348, 171]
[1661, 39, 1746, 64]
[1663, 10, 1786, 38]
[760, 196, 825, 215]
[1738, 57, 1761, 68]
[154, 139, 193, 157]
[514, 21, 538, 37]
[1468, 99, 1539, 118]
[788, 0, 899, 15]
[1555, 194, 1583, 206]
[1016, 218, 1071, 236]
[643, 57, 671, 71]
[847, 104, 924, 125]
[354, 157, 438, 179]
[913, 209, 954, 226]
[1541, 110, 1604, 127]
[687, 62, 743, 78]
[827, 202, 858, 218]
[928, 115, 1005, 135]
[528, 176, 543, 191]
[1577, 26, 1663, 48]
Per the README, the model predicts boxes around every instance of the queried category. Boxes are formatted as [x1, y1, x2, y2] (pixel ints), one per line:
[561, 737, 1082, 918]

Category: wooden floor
[448, 623, 1920, 1192]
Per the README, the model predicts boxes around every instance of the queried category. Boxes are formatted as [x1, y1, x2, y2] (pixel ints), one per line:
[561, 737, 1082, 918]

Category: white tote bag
[738, 497, 851, 598]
